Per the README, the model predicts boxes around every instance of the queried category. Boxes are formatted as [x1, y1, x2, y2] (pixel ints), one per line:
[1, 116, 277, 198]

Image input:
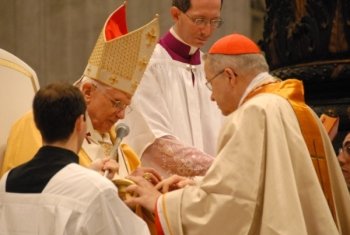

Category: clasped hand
[124, 174, 195, 211]
[89, 158, 119, 180]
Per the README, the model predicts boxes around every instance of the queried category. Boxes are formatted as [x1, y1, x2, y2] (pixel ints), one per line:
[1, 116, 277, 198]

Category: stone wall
[0, 0, 256, 86]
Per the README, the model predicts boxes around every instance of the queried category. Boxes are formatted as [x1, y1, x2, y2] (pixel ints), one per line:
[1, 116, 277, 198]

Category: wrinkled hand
[130, 167, 162, 185]
[125, 175, 162, 211]
[156, 174, 195, 193]
[89, 158, 119, 180]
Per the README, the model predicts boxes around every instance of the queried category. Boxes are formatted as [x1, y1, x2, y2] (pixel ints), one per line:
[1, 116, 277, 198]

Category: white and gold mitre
[84, 3, 159, 95]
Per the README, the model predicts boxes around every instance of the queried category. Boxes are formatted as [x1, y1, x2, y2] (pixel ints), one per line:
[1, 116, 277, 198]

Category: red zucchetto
[209, 34, 261, 55]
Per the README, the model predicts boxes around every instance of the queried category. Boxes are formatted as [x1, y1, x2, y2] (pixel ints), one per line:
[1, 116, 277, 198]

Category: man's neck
[159, 29, 201, 65]
[170, 27, 198, 55]
[42, 135, 80, 154]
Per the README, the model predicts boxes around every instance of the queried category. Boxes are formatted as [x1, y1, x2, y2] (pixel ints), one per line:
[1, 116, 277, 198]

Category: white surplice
[124, 43, 222, 176]
[0, 164, 150, 235]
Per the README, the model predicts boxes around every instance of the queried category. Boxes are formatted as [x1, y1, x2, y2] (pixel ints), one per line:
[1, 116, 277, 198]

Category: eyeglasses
[205, 70, 225, 90]
[183, 13, 223, 28]
[103, 92, 132, 113]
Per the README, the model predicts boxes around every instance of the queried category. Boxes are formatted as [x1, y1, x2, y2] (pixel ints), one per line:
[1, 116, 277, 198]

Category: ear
[224, 68, 237, 87]
[81, 82, 94, 104]
[170, 6, 181, 21]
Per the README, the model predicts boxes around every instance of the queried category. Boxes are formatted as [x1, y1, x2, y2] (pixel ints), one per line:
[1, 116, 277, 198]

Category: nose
[200, 24, 214, 37]
[115, 109, 126, 120]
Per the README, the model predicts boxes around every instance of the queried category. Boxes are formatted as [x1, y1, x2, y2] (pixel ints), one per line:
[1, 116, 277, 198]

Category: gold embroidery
[98, 141, 113, 156]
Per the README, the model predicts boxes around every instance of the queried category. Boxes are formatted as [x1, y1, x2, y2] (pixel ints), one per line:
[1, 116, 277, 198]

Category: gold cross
[146, 28, 157, 46]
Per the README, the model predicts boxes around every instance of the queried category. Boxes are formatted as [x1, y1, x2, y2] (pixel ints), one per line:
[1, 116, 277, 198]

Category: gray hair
[75, 76, 112, 92]
[204, 53, 269, 78]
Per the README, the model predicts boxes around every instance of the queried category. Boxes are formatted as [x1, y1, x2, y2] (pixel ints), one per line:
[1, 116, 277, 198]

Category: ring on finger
[143, 173, 152, 181]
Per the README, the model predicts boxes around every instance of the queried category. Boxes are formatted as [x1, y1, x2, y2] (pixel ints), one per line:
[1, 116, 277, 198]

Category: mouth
[104, 119, 117, 130]
[198, 37, 208, 44]
[110, 119, 118, 126]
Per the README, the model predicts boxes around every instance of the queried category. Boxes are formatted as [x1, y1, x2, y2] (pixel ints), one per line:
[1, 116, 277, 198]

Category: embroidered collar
[84, 113, 111, 144]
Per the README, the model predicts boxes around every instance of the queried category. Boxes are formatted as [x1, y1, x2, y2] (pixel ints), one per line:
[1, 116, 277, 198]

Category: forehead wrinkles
[106, 88, 132, 105]
[188, 0, 221, 17]
[188, 9, 221, 18]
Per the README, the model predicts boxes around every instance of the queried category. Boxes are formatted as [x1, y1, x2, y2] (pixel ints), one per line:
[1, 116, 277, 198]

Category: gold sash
[243, 79, 336, 221]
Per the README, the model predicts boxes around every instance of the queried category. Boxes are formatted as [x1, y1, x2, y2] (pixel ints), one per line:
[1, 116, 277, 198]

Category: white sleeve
[81, 187, 150, 235]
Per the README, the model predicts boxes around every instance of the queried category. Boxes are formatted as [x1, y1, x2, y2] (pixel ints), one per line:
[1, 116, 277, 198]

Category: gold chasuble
[244, 79, 336, 220]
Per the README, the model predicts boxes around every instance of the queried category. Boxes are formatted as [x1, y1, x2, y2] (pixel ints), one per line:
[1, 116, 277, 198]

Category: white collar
[238, 72, 276, 107]
[170, 27, 199, 55]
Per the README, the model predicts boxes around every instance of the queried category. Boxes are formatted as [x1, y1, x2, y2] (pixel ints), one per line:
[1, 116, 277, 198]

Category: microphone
[110, 123, 130, 159]
[116, 123, 130, 147]
[104, 123, 130, 177]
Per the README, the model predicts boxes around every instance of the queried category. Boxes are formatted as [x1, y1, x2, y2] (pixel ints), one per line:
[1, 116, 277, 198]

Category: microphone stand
[104, 123, 129, 177]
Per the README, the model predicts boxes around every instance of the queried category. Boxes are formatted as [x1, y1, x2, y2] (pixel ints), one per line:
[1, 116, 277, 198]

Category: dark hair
[33, 82, 86, 143]
[172, 0, 224, 12]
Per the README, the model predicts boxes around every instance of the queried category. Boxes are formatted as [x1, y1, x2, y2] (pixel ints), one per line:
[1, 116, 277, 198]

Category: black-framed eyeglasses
[205, 69, 225, 90]
[183, 13, 223, 28]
